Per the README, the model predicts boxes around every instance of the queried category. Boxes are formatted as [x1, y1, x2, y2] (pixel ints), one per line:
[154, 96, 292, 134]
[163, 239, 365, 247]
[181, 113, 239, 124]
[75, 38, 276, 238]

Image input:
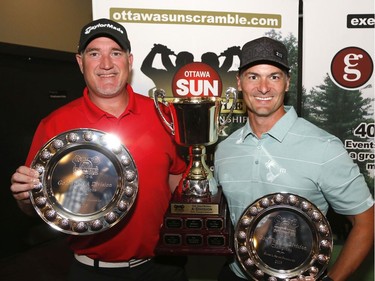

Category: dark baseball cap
[239, 37, 290, 72]
[78, 18, 131, 53]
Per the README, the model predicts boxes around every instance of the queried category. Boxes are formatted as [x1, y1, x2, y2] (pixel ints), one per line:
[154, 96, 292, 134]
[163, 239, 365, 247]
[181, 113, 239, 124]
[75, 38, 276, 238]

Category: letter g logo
[330, 47, 373, 90]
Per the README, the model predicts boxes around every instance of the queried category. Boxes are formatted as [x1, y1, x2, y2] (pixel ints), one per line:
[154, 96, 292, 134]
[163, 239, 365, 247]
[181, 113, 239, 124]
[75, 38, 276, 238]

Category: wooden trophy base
[155, 187, 233, 255]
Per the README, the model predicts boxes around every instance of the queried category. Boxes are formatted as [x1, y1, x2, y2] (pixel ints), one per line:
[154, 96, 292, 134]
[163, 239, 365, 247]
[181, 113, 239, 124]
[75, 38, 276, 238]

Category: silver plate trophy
[235, 193, 333, 281]
[30, 129, 138, 235]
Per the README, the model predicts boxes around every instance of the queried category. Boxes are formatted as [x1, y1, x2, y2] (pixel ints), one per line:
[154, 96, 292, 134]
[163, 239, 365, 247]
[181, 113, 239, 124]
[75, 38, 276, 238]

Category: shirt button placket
[253, 139, 262, 179]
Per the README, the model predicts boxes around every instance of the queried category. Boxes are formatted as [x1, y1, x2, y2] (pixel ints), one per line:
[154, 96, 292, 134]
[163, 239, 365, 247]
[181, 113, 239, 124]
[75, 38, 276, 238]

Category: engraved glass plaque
[235, 193, 332, 281]
[30, 129, 138, 235]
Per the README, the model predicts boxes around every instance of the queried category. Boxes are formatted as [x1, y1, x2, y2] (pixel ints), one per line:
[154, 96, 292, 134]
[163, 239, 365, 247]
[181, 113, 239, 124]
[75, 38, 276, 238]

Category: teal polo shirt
[214, 106, 373, 279]
[215, 105, 373, 222]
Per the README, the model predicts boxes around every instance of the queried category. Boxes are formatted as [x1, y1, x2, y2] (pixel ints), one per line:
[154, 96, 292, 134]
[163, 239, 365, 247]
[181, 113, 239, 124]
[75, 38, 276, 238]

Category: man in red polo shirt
[10, 18, 188, 281]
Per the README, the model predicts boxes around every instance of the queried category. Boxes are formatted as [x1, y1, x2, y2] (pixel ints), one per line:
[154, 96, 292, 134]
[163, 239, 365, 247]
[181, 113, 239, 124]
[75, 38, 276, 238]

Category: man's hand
[10, 165, 39, 216]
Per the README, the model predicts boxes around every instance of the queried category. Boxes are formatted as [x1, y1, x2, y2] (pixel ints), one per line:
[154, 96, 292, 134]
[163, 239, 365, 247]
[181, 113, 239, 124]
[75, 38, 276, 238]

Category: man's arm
[327, 206, 374, 281]
[168, 173, 183, 193]
[140, 44, 174, 76]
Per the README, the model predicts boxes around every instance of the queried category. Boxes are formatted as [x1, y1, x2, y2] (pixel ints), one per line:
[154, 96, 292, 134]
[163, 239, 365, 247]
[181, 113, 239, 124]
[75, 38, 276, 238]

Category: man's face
[237, 64, 290, 119]
[76, 37, 133, 98]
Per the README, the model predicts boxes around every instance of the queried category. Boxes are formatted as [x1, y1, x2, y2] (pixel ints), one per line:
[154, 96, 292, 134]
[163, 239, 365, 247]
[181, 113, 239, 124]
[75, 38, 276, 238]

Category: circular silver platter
[235, 193, 332, 281]
[30, 129, 138, 235]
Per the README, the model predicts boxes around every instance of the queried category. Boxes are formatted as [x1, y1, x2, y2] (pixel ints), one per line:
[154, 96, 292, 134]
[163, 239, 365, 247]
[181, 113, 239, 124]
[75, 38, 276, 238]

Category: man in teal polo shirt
[214, 37, 374, 281]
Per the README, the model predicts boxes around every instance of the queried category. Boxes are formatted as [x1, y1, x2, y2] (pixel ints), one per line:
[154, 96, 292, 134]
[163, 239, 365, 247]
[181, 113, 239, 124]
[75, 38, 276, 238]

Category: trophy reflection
[153, 86, 238, 255]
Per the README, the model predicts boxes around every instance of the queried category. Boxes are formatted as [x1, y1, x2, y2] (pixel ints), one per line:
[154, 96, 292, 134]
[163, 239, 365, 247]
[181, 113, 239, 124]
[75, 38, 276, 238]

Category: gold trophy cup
[153, 87, 238, 255]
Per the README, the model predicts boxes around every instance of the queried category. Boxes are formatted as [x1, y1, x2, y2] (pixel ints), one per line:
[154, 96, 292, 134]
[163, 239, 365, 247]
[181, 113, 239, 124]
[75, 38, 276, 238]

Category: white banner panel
[303, 0, 374, 180]
[91, 0, 299, 140]
[92, 0, 299, 97]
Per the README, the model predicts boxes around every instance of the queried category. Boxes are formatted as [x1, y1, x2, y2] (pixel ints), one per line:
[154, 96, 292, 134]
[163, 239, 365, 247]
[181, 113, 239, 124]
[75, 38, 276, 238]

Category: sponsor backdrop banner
[91, 0, 299, 144]
[303, 0, 374, 188]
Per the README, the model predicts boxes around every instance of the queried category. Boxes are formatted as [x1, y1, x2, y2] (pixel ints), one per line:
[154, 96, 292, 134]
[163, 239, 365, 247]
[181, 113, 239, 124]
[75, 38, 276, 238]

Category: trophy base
[155, 188, 234, 256]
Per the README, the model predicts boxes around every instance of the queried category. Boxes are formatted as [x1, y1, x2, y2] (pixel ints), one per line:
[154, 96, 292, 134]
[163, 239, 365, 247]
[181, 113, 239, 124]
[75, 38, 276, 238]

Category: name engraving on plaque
[171, 203, 219, 214]
[57, 179, 113, 191]
[186, 234, 203, 246]
[255, 212, 312, 270]
[186, 219, 203, 229]
[165, 218, 183, 229]
[207, 235, 226, 247]
[164, 234, 182, 245]
[206, 218, 223, 229]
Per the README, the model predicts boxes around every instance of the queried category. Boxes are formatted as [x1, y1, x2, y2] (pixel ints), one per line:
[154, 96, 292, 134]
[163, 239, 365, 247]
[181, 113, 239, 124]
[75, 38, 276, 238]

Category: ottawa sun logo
[172, 62, 222, 97]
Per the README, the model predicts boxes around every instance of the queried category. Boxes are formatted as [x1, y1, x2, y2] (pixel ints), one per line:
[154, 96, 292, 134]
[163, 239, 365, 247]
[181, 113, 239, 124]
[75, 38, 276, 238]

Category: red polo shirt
[25, 84, 186, 261]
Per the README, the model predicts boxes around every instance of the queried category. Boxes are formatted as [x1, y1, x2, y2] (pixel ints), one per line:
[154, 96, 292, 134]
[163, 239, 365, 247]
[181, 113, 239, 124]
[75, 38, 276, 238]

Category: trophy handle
[152, 89, 175, 135]
[219, 87, 238, 130]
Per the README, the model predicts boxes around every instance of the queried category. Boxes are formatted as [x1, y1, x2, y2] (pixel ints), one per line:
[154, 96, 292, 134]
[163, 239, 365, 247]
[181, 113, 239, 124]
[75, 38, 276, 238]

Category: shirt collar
[239, 106, 298, 143]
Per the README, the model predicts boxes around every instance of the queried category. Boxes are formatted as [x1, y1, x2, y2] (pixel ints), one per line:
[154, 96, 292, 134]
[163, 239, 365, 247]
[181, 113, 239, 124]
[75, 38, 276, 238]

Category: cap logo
[239, 37, 290, 71]
[275, 51, 283, 59]
[84, 23, 124, 35]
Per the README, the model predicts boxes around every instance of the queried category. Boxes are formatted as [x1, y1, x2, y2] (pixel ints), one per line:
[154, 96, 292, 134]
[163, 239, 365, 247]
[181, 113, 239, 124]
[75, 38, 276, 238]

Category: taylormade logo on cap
[78, 18, 131, 53]
[84, 23, 124, 35]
